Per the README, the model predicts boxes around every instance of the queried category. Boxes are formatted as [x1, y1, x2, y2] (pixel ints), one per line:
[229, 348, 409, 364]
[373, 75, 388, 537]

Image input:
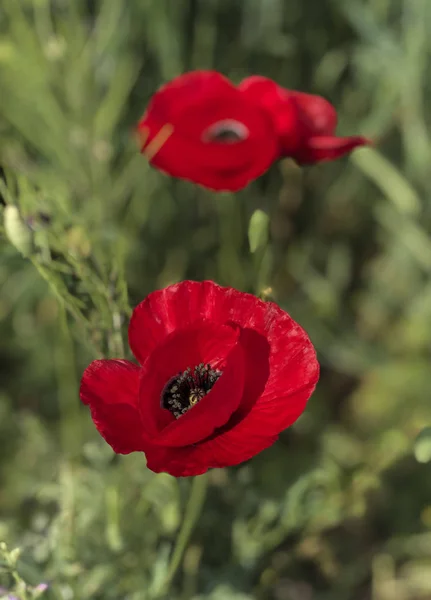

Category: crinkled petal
[130, 280, 302, 361]
[143, 371, 316, 477]
[129, 280, 226, 364]
[189, 323, 319, 469]
[80, 359, 147, 454]
[250, 314, 319, 424]
[144, 431, 277, 477]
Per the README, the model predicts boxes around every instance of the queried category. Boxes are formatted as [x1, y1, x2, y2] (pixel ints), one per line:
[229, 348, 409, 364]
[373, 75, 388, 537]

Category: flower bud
[4, 205, 34, 257]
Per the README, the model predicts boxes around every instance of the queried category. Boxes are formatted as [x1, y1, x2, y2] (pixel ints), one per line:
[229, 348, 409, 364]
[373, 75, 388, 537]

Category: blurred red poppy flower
[239, 75, 370, 164]
[80, 281, 319, 477]
[137, 71, 278, 191]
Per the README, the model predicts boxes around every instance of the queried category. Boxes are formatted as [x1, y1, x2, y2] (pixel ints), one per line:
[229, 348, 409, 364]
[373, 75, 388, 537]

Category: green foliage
[0, 541, 47, 599]
[1, 0, 431, 599]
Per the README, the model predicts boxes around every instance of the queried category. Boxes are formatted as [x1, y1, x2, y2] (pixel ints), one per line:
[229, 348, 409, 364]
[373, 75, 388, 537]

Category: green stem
[157, 473, 209, 598]
[56, 305, 82, 458]
[253, 245, 273, 296]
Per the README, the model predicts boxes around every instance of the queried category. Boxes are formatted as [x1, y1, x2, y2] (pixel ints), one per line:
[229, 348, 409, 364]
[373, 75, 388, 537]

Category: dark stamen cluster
[161, 363, 222, 419]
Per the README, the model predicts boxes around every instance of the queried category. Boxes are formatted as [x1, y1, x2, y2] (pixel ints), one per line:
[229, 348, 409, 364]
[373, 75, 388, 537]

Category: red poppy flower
[240, 75, 371, 164]
[80, 281, 319, 477]
[137, 71, 279, 192]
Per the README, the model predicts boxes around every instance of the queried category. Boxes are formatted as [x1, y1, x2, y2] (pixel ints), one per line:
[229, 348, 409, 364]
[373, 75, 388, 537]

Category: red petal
[200, 301, 319, 455]
[144, 445, 211, 477]
[239, 75, 288, 113]
[138, 320, 242, 444]
[138, 71, 278, 191]
[236, 345, 319, 433]
[233, 300, 319, 435]
[239, 76, 300, 153]
[144, 353, 317, 477]
[291, 91, 338, 136]
[240, 77, 358, 162]
[239, 77, 337, 137]
[129, 280, 223, 364]
[129, 280, 301, 361]
[142, 71, 237, 125]
[295, 135, 371, 164]
[184, 314, 319, 471]
[143, 430, 277, 477]
[224, 327, 270, 425]
[239, 76, 338, 149]
[80, 360, 147, 454]
[141, 130, 276, 191]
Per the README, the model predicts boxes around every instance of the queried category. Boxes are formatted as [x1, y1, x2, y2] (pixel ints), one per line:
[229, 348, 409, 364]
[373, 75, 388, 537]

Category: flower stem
[157, 473, 209, 598]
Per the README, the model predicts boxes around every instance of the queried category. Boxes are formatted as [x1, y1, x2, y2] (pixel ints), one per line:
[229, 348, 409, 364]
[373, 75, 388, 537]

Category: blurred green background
[1, 0, 431, 598]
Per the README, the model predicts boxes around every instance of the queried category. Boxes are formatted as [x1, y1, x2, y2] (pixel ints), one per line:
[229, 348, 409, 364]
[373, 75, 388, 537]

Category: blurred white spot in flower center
[203, 119, 249, 143]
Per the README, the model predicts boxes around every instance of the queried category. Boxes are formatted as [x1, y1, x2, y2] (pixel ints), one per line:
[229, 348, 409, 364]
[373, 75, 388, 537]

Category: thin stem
[156, 473, 209, 598]
[56, 305, 82, 458]
[253, 245, 273, 297]
[108, 308, 125, 357]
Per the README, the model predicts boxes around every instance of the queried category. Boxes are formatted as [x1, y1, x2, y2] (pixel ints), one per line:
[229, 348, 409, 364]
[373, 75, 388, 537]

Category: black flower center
[161, 363, 222, 419]
[203, 119, 249, 144]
